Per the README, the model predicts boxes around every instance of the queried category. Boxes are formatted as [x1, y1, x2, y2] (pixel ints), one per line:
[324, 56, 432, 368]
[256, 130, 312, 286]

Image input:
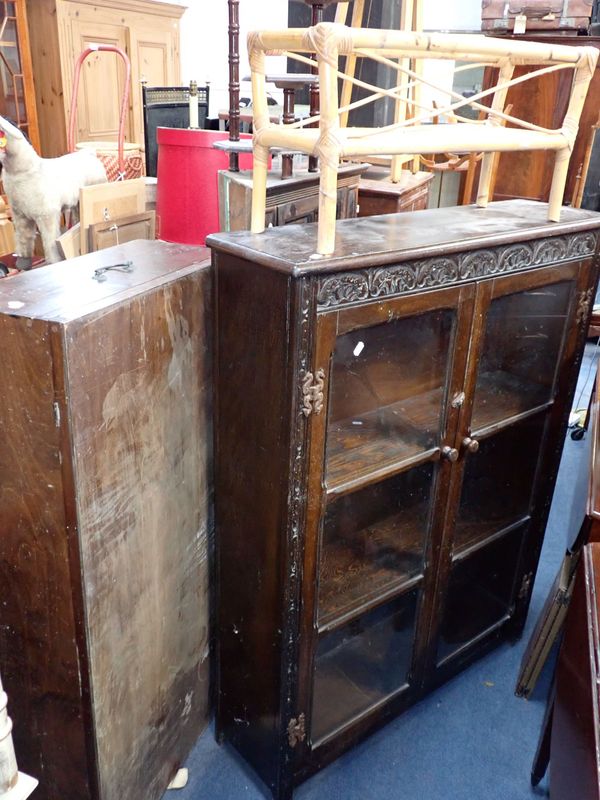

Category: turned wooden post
[268, 74, 319, 179]
[228, 0, 240, 172]
[0, 674, 37, 799]
[282, 85, 295, 178]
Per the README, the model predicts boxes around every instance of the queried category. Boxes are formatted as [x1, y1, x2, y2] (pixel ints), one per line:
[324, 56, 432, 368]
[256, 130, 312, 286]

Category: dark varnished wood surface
[0, 240, 212, 800]
[214, 253, 300, 797]
[207, 200, 600, 274]
[588, 358, 600, 533]
[0, 315, 93, 800]
[0, 239, 210, 322]
[65, 270, 212, 800]
[211, 205, 600, 799]
[358, 168, 433, 217]
[550, 543, 600, 800]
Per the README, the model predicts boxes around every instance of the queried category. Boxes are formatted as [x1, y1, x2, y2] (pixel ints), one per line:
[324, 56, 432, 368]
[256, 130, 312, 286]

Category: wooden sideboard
[0, 240, 212, 800]
[218, 163, 367, 232]
[26, 0, 183, 157]
[209, 199, 600, 800]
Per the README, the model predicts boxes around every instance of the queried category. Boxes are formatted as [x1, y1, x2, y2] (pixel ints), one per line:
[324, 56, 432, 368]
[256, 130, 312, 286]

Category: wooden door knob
[462, 437, 480, 453]
[441, 446, 459, 462]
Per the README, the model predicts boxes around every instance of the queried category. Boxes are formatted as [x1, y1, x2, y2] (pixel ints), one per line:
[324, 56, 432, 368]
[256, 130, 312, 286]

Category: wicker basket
[75, 141, 144, 181]
[69, 45, 141, 182]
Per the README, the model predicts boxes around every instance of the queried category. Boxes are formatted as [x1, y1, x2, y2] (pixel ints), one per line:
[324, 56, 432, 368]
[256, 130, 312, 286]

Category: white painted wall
[163, 0, 287, 117]
[423, 0, 482, 31]
[165, 0, 483, 117]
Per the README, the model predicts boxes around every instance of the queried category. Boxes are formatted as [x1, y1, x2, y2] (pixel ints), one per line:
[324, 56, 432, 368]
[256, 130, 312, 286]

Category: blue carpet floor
[170, 343, 599, 800]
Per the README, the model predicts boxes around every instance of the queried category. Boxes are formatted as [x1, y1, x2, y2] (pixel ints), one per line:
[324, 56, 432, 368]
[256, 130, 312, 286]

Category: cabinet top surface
[207, 200, 600, 276]
[0, 240, 210, 324]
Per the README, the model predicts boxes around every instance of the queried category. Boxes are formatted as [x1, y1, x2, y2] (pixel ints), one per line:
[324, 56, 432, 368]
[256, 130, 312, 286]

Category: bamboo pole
[255, 123, 566, 157]
[548, 147, 572, 221]
[410, 0, 423, 174]
[476, 60, 514, 208]
[334, 2, 350, 24]
[0, 674, 37, 800]
[248, 40, 269, 233]
[253, 26, 585, 64]
[250, 144, 269, 233]
[316, 29, 341, 256]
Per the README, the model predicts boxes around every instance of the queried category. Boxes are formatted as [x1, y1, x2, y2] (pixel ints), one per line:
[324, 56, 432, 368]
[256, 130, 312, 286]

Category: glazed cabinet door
[296, 283, 475, 760]
[430, 260, 593, 676]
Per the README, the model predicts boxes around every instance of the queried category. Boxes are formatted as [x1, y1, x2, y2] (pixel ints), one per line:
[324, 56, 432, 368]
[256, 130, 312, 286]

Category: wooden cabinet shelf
[312, 590, 419, 745]
[472, 369, 555, 433]
[318, 500, 427, 628]
[209, 199, 600, 800]
[326, 394, 440, 491]
[453, 515, 531, 561]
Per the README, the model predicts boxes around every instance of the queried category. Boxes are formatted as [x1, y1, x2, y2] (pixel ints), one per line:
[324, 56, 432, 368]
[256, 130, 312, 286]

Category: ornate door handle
[301, 369, 325, 417]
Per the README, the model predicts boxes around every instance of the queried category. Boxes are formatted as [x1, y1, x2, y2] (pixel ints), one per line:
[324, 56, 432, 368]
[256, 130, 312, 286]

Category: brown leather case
[481, 0, 593, 32]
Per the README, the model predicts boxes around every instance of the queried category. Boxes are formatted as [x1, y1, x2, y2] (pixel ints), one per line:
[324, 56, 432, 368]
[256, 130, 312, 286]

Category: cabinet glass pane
[437, 526, 524, 664]
[312, 590, 418, 743]
[471, 281, 573, 431]
[454, 413, 545, 555]
[326, 309, 454, 488]
[318, 463, 433, 625]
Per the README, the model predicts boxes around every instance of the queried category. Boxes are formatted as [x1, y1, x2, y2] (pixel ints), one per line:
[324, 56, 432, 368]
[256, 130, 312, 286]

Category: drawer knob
[462, 437, 480, 453]
[441, 446, 459, 463]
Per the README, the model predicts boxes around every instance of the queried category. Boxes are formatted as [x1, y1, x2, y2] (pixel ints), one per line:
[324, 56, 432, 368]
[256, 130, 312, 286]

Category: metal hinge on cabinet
[301, 369, 325, 417]
[518, 572, 534, 600]
[576, 288, 593, 325]
[287, 714, 306, 748]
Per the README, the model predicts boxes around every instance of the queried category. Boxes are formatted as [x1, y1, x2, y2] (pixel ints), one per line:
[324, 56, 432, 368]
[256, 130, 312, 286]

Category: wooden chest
[0, 240, 212, 800]
[357, 168, 434, 218]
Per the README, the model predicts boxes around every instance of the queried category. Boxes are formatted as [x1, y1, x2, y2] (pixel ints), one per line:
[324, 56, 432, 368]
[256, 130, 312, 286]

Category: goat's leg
[12, 213, 36, 269]
[37, 213, 62, 264]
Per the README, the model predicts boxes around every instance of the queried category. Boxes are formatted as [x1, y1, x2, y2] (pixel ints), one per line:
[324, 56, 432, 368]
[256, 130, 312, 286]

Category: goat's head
[0, 116, 26, 164]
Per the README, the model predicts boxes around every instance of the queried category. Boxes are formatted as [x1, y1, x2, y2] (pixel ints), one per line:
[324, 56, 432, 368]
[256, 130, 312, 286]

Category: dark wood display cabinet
[208, 199, 600, 800]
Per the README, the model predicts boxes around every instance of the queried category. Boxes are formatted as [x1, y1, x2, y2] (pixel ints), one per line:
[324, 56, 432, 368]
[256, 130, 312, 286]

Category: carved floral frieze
[316, 232, 598, 309]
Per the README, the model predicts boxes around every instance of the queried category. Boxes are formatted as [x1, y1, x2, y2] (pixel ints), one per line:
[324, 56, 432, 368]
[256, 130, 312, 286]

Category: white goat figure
[0, 115, 107, 265]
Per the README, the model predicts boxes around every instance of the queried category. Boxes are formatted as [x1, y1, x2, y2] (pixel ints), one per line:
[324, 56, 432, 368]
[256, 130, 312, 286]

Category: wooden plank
[79, 178, 146, 255]
[0, 314, 93, 799]
[65, 266, 212, 800]
[56, 223, 81, 260]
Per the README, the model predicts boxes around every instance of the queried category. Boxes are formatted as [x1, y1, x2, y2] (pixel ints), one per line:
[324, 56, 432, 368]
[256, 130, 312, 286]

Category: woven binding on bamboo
[248, 22, 599, 256]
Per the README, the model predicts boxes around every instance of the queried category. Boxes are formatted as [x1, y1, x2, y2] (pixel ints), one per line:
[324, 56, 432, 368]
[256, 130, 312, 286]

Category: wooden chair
[248, 22, 598, 255]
